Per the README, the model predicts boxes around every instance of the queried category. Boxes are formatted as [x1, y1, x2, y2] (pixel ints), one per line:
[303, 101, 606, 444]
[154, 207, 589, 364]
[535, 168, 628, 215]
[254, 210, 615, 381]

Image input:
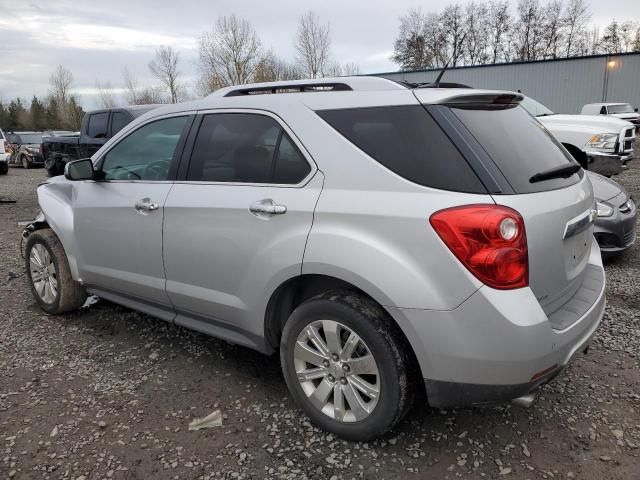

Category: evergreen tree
[30, 96, 47, 130]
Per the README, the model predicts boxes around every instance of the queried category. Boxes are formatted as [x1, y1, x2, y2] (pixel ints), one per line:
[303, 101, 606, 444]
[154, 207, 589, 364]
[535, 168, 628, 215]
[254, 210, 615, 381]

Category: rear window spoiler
[435, 92, 524, 106]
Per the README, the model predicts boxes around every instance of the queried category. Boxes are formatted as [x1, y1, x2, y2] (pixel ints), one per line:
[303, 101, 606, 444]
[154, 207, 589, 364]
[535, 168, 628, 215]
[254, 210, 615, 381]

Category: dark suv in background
[43, 105, 160, 176]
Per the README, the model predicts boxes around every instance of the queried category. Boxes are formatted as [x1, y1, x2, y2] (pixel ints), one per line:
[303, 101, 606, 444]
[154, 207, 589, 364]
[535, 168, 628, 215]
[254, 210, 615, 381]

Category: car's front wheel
[0, 162, 7, 175]
[280, 291, 414, 441]
[25, 229, 87, 314]
[21, 155, 31, 169]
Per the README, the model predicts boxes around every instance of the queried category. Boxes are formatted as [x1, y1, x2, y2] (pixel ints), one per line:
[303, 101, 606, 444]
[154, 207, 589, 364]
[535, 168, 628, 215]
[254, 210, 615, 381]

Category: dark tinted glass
[318, 105, 485, 193]
[101, 116, 187, 181]
[273, 133, 311, 184]
[87, 112, 108, 138]
[111, 112, 131, 135]
[188, 113, 310, 184]
[451, 105, 580, 193]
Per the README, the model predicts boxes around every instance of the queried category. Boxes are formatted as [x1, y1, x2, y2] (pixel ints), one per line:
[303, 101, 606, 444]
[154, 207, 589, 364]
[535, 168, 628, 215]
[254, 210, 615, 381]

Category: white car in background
[581, 102, 640, 126]
[520, 96, 636, 176]
[0, 129, 9, 175]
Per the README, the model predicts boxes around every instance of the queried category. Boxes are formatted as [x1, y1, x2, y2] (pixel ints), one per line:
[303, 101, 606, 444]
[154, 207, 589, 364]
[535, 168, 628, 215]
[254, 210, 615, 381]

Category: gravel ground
[1, 151, 639, 480]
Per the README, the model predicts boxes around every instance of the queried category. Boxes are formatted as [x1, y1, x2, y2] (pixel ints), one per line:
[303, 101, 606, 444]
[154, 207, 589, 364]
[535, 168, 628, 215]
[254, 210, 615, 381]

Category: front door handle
[134, 197, 159, 213]
[249, 199, 287, 216]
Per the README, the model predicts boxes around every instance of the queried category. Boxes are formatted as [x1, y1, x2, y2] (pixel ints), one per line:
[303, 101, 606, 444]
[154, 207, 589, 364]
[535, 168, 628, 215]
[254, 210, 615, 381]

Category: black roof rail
[224, 82, 353, 97]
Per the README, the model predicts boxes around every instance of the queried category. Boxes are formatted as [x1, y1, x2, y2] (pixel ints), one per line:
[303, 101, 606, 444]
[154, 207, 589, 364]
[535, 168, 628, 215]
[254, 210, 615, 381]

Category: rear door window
[110, 112, 132, 136]
[451, 105, 580, 193]
[317, 105, 486, 193]
[87, 112, 109, 138]
[187, 113, 311, 184]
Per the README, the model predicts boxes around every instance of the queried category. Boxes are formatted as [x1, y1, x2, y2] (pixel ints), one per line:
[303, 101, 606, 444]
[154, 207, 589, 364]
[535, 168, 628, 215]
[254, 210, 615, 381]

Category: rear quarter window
[317, 105, 487, 194]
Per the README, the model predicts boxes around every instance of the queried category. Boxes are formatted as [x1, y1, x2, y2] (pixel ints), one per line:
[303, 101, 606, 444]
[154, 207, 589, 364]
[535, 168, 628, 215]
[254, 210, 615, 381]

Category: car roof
[135, 76, 522, 120]
[85, 104, 163, 117]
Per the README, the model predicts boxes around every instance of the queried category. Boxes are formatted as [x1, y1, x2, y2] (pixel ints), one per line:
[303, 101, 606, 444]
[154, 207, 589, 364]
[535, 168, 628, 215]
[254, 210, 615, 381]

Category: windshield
[607, 104, 634, 114]
[17, 134, 43, 144]
[519, 96, 555, 117]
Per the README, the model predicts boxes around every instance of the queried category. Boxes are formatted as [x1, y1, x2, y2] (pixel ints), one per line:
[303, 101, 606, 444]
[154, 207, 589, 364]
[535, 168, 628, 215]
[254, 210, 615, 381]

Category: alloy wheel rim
[294, 320, 380, 423]
[29, 244, 58, 304]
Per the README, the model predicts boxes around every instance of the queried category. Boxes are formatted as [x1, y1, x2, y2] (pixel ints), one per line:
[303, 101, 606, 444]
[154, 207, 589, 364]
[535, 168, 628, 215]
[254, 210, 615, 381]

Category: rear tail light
[40, 144, 45, 157]
[430, 204, 528, 290]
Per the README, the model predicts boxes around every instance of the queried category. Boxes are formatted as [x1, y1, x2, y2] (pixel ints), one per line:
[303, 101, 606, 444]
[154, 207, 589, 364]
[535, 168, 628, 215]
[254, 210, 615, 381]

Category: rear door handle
[249, 199, 287, 216]
[134, 197, 159, 213]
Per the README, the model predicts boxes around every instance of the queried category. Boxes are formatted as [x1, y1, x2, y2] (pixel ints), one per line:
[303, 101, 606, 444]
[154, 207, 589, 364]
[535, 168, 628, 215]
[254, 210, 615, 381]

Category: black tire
[21, 155, 31, 169]
[280, 290, 414, 441]
[0, 162, 7, 175]
[25, 229, 87, 314]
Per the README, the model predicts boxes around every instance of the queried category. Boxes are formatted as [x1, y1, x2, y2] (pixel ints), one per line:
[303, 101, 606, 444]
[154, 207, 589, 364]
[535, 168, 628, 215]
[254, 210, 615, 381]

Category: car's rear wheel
[280, 291, 414, 441]
[0, 162, 7, 175]
[21, 155, 31, 169]
[25, 229, 87, 314]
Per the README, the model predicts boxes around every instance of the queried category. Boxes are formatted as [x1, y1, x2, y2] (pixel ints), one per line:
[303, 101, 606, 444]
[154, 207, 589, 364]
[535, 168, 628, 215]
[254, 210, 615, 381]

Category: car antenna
[432, 33, 466, 88]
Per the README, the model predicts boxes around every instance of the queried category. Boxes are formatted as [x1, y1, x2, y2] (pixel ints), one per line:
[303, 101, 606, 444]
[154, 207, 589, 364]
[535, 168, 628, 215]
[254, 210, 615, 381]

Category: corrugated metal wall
[374, 53, 640, 114]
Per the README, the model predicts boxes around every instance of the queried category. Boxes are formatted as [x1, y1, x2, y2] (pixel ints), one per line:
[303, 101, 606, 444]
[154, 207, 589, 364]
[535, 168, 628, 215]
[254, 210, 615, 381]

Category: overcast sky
[1, 0, 639, 109]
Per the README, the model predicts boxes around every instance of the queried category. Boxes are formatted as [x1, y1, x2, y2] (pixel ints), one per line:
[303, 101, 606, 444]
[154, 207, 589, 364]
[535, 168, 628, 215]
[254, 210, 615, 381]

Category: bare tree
[619, 21, 639, 52]
[440, 4, 466, 66]
[49, 65, 73, 105]
[464, 2, 490, 65]
[148, 45, 180, 103]
[540, 0, 564, 59]
[95, 80, 117, 108]
[342, 62, 361, 75]
[254, 50, 303, 83]
[633, 26, 640, 52]
[295, 11, 331, 78]
[487, 1, 511, 63]
[324, 61, 343, 77]
[122, 67, 166, 105]
[513, 0, 544, 61]
[562, 0, 590, 57]
[391, 8, 434, 70]
[198, 15, 262, 93]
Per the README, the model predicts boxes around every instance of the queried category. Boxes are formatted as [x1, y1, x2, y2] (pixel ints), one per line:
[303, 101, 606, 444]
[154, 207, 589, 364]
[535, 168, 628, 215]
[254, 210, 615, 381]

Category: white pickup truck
[520, 96, 636, 176]
[581, 103, 640, 126]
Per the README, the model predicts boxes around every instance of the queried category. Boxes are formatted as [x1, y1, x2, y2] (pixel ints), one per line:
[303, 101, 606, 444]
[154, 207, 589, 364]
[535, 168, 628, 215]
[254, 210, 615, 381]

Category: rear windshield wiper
[529, 163, 581, 183]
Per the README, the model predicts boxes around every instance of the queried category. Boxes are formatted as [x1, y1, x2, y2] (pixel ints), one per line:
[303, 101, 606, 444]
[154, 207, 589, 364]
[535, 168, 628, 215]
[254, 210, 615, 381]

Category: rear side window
[87, 112, 108, 138]
[187, 113, 311, 184]
[317, 106, 486, 193]
[111, 112, 132, 136]
[451, 105, 580, 193]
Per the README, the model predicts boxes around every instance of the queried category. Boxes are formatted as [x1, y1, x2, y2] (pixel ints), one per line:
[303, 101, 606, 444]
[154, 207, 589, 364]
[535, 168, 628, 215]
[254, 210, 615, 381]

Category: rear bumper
[388, 243, 606, 408]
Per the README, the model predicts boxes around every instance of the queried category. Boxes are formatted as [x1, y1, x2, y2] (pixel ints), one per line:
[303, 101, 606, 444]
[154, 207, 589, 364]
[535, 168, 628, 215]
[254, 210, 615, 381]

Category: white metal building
[373, 52, 640, 114]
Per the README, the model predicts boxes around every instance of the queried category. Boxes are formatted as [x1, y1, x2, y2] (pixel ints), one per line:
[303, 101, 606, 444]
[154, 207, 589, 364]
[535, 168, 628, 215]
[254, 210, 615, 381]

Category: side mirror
[65, 158, 95, 181]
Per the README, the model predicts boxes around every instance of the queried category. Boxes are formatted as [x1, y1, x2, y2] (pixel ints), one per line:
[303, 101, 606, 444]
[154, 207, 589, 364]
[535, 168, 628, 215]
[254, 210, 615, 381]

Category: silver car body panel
[33, 77, 605, 397]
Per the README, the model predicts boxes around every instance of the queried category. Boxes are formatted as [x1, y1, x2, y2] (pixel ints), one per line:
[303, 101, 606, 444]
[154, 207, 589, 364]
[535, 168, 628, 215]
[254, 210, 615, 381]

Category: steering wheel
[143, 160, 170, 180]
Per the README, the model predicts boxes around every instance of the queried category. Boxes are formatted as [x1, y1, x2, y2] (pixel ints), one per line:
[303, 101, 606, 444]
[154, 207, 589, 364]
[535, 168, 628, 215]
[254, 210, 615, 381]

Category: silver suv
[23, 77, 606, 441]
